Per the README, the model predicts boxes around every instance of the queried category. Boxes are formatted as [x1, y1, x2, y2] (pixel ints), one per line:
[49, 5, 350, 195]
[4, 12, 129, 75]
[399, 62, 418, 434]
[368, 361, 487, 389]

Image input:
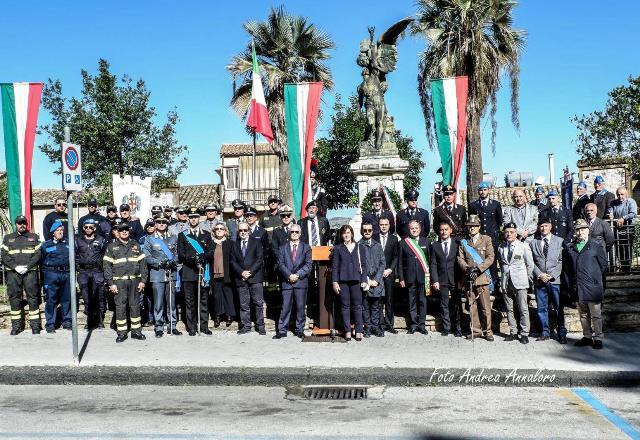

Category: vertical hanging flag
[380, 185, 397, 224]
[246, 43, 273, 142]
[430, 77, 468, 188]
[284, 82, 323, 219]
[1, 82, 43, 227]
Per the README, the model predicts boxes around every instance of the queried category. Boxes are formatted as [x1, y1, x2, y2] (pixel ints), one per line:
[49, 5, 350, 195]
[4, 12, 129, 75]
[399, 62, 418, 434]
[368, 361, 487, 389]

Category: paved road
[0, 385, 638, 439]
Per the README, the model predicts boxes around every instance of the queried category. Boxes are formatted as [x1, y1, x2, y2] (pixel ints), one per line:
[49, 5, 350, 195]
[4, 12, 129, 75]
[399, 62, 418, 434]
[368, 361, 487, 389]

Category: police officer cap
[279, 205, 293, 216]
[151, 205, 162, 214]
[87, 198, 98, 207]
[106, 205, 118, 213]
[163, 206, 174, 212]
[502, 222, 517, 231]
[14, 215, 28, 225]
[175, 205, 188, 214]
[82, 218, 97, 226]
[594, 175, 604, 184]
[204, 203, 219, 211]
[231, 199, 245, 209]
[305, 200, 317, 210]
[537, 217, 552, 226]
[267, 194, 282, 204]
[245, 206, 257, 216]
[478, 182, 490, 189]
[145, 218, 156, 227]
[111, 218, 123, 230]
[119, 203, 131, 212]
[577, 181, 588, 189]
[187, 206, 201, 217]
[371, 190, 383, 201]
[405, 189, 419, 200]
[154, 216, 168, 223]
[546, 189, 558, 197]
[116, 222, 131, 231]
[50, 220, 64, 233]
[574, 219, 589, 230]
[534, 186, 545, 194]
[443, 185, 456, 195]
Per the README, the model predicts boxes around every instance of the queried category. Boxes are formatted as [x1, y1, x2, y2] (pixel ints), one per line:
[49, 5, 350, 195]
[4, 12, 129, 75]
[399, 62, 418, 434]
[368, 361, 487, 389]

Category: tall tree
[573, 75, 640, 172]
[315, 94, 425, 209]
[39, 59, 188, 200]
[227, 5, 334, 207]
[411, 0, 526, 192]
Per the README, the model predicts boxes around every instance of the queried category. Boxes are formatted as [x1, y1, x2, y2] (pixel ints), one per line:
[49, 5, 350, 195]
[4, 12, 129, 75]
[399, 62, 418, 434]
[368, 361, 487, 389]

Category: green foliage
[360, 187, 402, 212]
[38, 59, 188, 202]
[315, 94, 425, 209]
[0, 173, 7, 209]
[572, 75, 640, 173]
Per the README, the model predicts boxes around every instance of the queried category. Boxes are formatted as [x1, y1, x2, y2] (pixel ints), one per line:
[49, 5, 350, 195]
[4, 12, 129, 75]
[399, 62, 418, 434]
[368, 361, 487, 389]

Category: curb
[1, 366, 639, 387]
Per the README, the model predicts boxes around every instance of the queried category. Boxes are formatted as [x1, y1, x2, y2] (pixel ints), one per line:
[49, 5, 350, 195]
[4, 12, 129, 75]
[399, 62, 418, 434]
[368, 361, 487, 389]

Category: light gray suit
[530, 234, 563, 285]
[503, 204, 538, 243]
[498, 239, 534, 337]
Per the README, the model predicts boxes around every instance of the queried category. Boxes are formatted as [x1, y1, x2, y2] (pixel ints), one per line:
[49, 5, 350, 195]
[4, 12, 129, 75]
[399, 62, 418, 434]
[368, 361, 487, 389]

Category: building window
[225, 167, 239, 189]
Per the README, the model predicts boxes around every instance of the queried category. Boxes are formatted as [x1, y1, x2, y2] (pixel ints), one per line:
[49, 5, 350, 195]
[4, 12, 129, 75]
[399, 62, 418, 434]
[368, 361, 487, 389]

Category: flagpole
[252, 130, 257, 208]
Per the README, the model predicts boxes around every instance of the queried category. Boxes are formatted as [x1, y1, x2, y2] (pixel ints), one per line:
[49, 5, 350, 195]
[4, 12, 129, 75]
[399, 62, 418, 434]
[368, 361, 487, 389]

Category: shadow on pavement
[78, 329, 92, 363]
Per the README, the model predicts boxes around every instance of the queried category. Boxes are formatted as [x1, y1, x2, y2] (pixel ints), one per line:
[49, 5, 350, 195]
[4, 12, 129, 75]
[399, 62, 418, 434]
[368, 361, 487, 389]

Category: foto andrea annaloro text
[429, 368, 557, 384]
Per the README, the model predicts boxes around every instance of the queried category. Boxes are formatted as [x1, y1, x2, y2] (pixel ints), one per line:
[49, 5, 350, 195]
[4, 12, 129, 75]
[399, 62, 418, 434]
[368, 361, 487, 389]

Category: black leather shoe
[386, 328, 398, 334]
[454, 331, 462, 337]
[294, 331, 305, 339]
[593, 340, 603, 350]
[116, 333, 128, 343]
[374, 329, 384, 337]
[155, 330, 163, 338]
[32, 327, 41, 335]
[201, 328, 212, 335]
[214, 317, 221, 328]
[46, 327, 56, 334]
[485, 335, 495, 342]
[558, 335, 568, 344]
[272, 333, 285, 339]
[10, 328, 21, 336]
[536, 335, 550, 341]
[188, 331, 197, 336]
[520, 336, 529, 344]
[258, 328, 266, 335]
[131, 332, 146, 341]
[237, 328, 251, 335]
[226, 317, 233, 327]
[407, 328, 416, 334]
[417, 328, 428, 335]
[171, 329, 183, 336]
[62, 324, 72, 330]
[355, 336, 362, 341]
[97, 322, 105, 329]
[575, 337, 593, 347]
[504, 334, 517, 342]
[441, 331, 449, 337]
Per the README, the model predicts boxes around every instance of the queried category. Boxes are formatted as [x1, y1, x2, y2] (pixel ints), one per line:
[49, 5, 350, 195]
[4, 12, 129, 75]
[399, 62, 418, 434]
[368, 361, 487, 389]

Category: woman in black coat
[331, 225, 368, 341]
[564, 219, 608, 349]
[211, 223, 236, 327]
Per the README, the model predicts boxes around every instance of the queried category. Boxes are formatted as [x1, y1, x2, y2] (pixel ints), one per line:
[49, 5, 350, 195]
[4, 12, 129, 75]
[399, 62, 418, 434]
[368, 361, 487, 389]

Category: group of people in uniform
[1, 173, 635, 348]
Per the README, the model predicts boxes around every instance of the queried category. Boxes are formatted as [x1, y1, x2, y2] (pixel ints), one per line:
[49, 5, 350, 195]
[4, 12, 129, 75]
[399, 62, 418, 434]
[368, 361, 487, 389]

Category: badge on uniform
[514, 254, 522, 260]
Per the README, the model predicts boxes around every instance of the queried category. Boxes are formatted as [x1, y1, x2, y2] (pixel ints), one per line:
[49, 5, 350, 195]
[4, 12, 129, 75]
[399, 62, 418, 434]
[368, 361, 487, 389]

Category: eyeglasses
[214, 227, 225, 231]
[290, 230, 301, 234]
[238, 229, 249, 232]
[234, 208, 243, 211]
[83, 226, 95, 229]
[281, 214, 291, 218]
[56, 203, 67, 207]
[362, 228, 373, 232]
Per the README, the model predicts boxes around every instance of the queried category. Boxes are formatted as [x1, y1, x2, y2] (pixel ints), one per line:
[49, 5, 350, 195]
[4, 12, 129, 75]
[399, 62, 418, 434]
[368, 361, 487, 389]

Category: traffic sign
[62, 142, 82, 191]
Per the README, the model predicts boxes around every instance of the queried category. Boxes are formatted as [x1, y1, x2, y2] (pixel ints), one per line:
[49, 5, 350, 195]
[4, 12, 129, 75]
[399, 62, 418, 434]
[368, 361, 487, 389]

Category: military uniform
[396, 208, 430, 239]
[200, 203, 222, 234]
[103, 234, 148, 341]
[260, 211, 283, 237]
[1, 227, 42, 334]
[362, 210, 396, 235]
[42, 211, 69, 241]
[543, 205, 574, 243]
[468, 198, 503, 243]
[42, 235, 71, 332]
[76, 232, 108, 328]
[573, 194, 590, 221]
[432, 204, 467, 239]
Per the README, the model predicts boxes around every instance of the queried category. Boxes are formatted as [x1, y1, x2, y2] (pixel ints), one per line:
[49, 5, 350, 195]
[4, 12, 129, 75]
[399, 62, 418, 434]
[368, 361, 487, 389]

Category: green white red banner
[284, 82, 322, 218]
[1, 82, 43, 228]
[246, 43, 273, 142]
[430, 77, 468, 188]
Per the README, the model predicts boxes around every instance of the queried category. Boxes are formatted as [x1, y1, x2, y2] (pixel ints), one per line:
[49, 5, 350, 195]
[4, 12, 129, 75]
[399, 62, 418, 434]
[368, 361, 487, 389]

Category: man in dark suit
[373, 216, 399, 334]
[274, 224, 312, 339]
[398, 220, 430, 334]
[590, 175, 616, 219]
[176, 207, 214, 336]
[299, 200, 331, 246]
[468, 182, 503, 283]
[231, 222, 266, 335]
[542, 189, 574, 244]
[432, 185, 467, 239]
[271, 205, 295, 252]
[396, 189, 430, 239]
[362, 190, 396, 235]
[246, 205, 271, 281]
[429, 221, 462, 337]
[573, 181, 589, 221]
[585, 203, 614, 252]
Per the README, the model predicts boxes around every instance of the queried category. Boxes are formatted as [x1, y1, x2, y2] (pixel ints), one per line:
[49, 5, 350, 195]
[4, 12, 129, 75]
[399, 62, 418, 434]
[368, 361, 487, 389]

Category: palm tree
[227, 6, 334, 207]
[411, 0, 526, 192]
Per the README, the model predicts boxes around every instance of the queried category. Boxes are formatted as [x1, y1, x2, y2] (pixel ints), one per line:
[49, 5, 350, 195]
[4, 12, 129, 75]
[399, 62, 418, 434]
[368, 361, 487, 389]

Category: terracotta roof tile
[457, 184, 565, 206]
[220, 143, 275, 156]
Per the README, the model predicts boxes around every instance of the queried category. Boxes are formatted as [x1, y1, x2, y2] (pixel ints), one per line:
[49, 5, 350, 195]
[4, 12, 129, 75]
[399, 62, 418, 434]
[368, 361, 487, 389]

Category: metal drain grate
[302, 386, 368, 400]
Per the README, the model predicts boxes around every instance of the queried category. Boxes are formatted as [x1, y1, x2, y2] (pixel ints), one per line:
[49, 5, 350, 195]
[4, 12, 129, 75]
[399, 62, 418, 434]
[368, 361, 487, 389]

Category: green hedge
[360, 187, 403, 212]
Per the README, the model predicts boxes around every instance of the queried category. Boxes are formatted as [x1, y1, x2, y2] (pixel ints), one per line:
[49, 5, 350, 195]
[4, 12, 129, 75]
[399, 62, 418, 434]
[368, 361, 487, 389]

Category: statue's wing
[378, 18, 413, 46]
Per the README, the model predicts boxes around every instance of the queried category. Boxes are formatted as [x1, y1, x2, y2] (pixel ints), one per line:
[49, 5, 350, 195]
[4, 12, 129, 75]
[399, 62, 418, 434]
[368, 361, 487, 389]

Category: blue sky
[1, 1, 639, 212]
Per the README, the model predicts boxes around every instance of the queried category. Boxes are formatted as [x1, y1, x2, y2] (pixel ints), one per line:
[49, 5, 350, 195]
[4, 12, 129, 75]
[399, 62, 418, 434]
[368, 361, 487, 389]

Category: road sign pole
[64, 126, 79, 365]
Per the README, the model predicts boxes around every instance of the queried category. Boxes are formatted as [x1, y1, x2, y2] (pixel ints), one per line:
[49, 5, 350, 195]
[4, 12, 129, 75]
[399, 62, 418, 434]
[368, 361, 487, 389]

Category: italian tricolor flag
[246, 43, 273, 142]
[430, 77, 468, 188]
[1, 83, 43, 227]
[284, 82, 322, 219]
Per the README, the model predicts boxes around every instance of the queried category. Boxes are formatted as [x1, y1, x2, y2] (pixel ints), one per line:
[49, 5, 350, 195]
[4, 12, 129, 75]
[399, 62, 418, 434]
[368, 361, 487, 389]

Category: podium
[311, 246, 334, 336]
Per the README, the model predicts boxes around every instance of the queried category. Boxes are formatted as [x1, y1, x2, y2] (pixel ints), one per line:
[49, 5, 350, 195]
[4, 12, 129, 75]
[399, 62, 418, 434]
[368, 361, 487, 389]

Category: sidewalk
[1, 328, 639, 387]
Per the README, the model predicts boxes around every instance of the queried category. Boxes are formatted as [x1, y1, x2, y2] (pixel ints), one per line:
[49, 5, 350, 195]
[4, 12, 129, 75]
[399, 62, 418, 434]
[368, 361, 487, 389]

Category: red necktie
[292, 244, 297, 261]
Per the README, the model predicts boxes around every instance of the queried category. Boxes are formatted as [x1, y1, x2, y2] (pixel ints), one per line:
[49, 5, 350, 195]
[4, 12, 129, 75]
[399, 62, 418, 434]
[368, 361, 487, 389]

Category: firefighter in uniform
[362, 190, 396, 235]
[1, 216, 42, 335]
[42, 221, 72, 333]
[103, 222, 148, 343]
[260, 195, 283, 238]
[396, 189, 430, 239]
[432, 185, 467, 239]
[76, 218, 108, 329]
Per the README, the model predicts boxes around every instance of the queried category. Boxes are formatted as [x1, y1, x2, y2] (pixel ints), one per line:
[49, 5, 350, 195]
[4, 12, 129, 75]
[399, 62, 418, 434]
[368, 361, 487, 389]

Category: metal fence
[607, 220, 638, 273]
